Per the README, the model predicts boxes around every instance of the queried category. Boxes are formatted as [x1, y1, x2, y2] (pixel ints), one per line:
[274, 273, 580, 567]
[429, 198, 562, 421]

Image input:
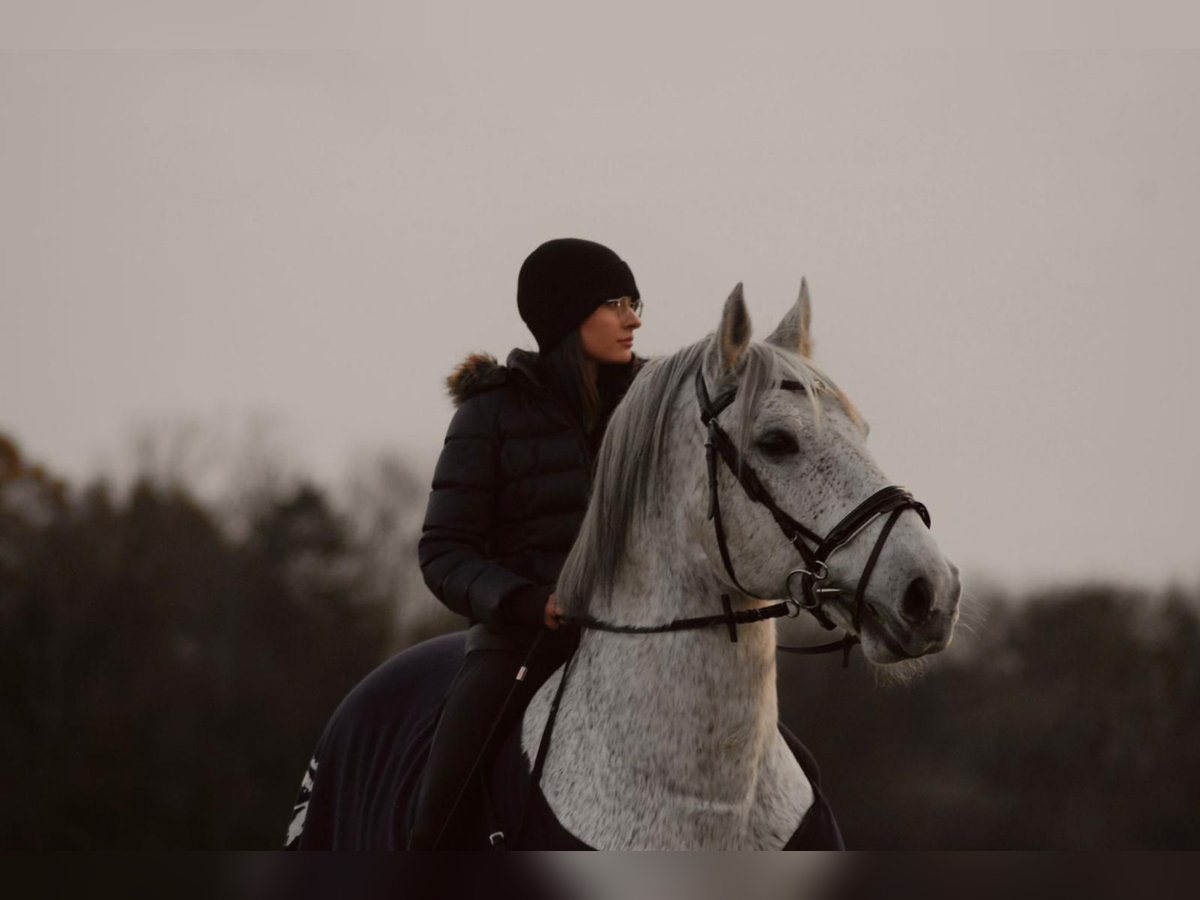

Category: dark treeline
[2, 431, 1197, 848]
[0, 431, 450, 848]
[779, 582, 1200, 848]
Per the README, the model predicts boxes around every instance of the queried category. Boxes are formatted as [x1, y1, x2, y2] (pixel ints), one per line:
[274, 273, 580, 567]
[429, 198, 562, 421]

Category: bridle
[565, 366, 932, 664]
[694, 366, 932, 654]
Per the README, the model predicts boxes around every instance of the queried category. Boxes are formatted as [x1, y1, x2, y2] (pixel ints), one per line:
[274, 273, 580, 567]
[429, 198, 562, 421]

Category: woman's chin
[591, 346, 634, 366]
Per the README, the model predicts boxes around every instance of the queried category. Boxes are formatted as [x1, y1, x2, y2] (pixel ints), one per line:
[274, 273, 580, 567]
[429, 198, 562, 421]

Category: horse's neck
[521, 586, 812, 850]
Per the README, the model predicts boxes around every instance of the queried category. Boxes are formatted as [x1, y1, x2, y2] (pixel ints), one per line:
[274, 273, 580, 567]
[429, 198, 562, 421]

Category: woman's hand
[544, 592, 564, 630]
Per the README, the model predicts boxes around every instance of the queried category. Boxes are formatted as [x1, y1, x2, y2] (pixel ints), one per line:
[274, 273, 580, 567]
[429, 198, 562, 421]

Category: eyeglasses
[603, 296, 644, 320]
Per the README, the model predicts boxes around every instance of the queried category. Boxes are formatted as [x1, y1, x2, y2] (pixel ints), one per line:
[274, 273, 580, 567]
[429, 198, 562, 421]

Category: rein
[567, 598, 851, 654]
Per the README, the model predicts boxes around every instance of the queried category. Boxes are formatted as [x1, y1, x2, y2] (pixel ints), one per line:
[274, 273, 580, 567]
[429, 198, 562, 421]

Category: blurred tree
[339, 451, 457, 651]
[0, 431, 396, 847]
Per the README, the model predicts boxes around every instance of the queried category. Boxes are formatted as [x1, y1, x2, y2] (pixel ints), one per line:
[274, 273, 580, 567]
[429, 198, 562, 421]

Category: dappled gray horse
[287, 282, 961, 850]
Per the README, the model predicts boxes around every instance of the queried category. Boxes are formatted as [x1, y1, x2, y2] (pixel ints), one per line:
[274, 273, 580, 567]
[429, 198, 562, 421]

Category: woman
[408, 238, 645, 849]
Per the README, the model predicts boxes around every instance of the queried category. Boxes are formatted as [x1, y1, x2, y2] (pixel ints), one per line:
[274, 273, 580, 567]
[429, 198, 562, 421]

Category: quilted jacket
[418, 347, 642, 651]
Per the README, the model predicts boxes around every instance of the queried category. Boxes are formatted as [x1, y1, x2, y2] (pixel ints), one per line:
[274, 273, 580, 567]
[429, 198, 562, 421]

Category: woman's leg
[407, 648, 524, 849]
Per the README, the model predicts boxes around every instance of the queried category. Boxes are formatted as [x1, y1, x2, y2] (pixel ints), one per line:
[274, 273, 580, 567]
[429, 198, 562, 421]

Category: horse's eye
[755, 430, 799, 457]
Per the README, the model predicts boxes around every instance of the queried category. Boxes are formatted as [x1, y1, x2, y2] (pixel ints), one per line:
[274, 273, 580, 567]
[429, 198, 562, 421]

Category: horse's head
[560, 281, 960, 666]
[691, 282, 961, 664]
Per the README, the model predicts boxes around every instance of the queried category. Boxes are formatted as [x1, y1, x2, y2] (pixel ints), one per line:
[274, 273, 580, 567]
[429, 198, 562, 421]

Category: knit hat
[517, 238, 640, 352]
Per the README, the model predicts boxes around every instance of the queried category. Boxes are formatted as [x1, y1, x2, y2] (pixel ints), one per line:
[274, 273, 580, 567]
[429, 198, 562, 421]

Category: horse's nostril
[901, 576, 934, 625]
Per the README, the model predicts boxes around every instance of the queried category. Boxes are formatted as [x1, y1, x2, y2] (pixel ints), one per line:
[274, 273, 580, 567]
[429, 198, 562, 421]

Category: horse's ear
[709, 282, 753, 377]
[765, 277, 813, 358]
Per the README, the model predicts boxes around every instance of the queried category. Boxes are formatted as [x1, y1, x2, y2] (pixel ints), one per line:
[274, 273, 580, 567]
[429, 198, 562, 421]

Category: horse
[286, 281, 962, 850]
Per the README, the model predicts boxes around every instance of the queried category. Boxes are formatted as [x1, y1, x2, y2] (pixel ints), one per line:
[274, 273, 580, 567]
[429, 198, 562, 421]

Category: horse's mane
[559, 333, 861, 617]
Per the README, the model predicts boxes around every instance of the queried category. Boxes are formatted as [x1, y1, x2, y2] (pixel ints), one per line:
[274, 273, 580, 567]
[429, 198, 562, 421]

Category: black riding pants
[407, 630, 576, 849]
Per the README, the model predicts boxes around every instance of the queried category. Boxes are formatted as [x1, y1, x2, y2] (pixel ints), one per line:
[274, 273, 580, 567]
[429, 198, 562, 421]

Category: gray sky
[2, 39, 1199, 589]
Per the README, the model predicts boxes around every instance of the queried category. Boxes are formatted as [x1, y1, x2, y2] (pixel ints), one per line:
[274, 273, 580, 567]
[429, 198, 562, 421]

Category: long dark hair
[538, 329, 635, 438]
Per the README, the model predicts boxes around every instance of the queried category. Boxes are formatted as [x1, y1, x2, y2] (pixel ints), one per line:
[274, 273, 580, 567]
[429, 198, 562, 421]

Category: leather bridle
[695, 367, 931, 655]
[566, 366, 932, 664]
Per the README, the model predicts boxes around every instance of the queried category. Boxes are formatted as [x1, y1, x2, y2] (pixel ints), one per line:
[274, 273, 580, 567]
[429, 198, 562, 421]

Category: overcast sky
[2, 35, 1198, 589]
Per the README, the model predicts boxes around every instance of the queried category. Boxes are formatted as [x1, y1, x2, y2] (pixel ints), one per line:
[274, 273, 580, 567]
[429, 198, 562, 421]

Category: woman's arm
[417, 392, 552, 628]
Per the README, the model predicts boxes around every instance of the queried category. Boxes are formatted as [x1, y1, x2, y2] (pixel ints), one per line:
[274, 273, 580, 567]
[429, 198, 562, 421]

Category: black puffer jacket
[418, 348, 642, 652]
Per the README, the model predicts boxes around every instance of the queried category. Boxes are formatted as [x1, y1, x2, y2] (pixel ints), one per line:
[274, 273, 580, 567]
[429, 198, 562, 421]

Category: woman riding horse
[287, 274, 961, 850]
[406, 237, 645, 849]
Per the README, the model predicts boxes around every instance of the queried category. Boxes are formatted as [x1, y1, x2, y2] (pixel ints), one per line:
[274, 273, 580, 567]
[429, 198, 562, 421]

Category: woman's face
[579, 296, 643, 364]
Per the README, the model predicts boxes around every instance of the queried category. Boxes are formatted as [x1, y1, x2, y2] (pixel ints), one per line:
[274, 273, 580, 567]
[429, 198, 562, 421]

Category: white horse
[520, 281, 961, 850]
[286, 281, 960, 851]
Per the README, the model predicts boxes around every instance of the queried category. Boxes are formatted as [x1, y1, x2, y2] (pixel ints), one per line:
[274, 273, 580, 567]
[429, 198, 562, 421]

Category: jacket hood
[446, 352, 502, 408]
[445, 348, 545, 408]
[445, 347, 645, 407]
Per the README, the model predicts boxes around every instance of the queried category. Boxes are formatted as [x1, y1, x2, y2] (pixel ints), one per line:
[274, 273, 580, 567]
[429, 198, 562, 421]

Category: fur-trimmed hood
[445, 352, 506, 408]
[445, 348, 543, 408]
[445, 348, 645, 408]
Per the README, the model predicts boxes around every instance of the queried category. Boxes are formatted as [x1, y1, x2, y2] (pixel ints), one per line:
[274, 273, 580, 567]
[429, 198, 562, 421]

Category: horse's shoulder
[479, 721, 836, 850]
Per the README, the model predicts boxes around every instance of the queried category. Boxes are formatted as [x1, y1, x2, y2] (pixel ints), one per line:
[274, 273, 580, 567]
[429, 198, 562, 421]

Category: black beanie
[517, 238, 640, 352]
